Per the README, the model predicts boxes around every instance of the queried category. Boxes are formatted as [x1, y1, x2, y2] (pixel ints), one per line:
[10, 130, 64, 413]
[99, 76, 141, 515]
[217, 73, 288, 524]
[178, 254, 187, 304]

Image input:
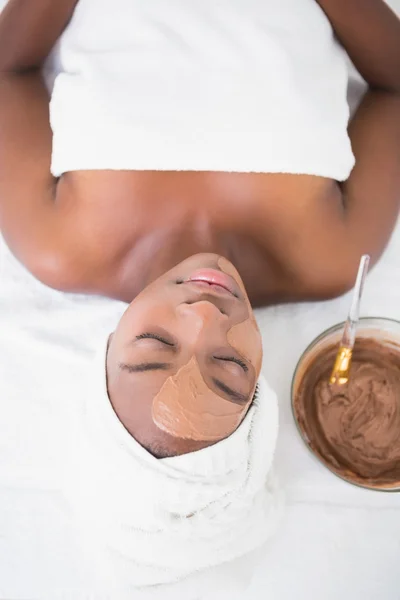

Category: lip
[185, 269, 239, 297]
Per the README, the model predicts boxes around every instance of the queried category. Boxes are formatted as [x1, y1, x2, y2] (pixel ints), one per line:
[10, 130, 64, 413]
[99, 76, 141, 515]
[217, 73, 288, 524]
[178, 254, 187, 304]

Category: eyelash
[215, 356, 248, 372]
[136, 333, 175, 347]
[137, 334, 247, 371]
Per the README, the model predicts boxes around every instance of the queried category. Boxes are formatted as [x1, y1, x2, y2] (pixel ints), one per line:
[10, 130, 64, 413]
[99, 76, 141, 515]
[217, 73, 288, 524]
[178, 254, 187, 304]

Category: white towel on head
[61, 339, 282, 598]
[48, 0, 355, 180]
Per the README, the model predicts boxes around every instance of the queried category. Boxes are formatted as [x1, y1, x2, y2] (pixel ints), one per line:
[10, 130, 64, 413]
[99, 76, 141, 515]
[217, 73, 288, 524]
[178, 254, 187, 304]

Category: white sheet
[48, 0, 354, 180]
[1, 0, 400, 597]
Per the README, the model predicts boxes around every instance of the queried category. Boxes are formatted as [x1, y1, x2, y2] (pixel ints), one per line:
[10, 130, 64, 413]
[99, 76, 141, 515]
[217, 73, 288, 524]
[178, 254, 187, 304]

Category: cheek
[218, 257, 262, 375]
[218, 257, 248, 304]
[227, 320, 263, 376]
[116, 296, 173, 341]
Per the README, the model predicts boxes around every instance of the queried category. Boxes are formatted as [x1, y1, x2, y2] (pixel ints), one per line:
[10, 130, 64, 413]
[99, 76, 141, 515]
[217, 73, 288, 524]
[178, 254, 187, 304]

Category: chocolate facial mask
[152, 356, 247, 441]
[294, 338, 400, 486]
[152, 258, 262, 441]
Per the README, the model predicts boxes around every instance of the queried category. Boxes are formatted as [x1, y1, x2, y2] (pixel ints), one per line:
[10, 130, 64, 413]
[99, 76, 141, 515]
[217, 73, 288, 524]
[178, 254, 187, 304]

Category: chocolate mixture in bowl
[293, 338, 400, 489]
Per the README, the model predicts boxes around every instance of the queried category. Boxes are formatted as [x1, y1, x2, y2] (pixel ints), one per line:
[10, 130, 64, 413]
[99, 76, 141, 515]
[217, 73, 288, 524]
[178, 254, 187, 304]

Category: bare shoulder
[250, 174, 355, 301]
[50, 171, 153, 299]
[257, 96, 400, 305]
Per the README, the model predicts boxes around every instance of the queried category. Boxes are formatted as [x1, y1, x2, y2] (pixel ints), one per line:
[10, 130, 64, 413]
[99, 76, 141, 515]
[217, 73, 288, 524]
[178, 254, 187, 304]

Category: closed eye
[214, 356, 248, 372]
[136, 333, 175, 347]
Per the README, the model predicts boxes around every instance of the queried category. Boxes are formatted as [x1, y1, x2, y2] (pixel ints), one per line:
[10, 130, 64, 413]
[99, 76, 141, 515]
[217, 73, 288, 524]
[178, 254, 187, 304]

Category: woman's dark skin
[0, 0, 399, 306]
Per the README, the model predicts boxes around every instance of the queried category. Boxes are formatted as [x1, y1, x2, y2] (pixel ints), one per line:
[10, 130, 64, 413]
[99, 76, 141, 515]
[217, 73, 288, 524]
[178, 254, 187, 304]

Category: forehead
[152, 356, 248, 441]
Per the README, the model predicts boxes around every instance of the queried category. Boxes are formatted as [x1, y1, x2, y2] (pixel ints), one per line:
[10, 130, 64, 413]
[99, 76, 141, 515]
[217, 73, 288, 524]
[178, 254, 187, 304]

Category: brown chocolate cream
[294, 338, 400, 488]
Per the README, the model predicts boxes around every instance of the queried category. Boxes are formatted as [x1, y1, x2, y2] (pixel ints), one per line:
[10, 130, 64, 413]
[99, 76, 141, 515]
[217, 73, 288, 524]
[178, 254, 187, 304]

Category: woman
[0, 0, 399, 306]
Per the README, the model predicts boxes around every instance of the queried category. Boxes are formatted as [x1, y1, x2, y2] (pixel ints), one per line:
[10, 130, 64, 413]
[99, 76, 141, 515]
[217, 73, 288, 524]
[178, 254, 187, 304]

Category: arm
[0, 0, 80, 287]
[272, 0, 400, 300]
[316, 0, 400, 94]
[289, 85, 400, 299]
[0, 0, 79, 72]
[307, 0, 400, 293]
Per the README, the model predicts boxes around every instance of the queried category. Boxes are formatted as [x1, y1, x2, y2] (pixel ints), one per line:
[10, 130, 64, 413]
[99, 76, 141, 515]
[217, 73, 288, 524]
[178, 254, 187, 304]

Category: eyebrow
[212, 378, 249, 405]
[118, 362, 173, 373]
[118, 365, 249, 403]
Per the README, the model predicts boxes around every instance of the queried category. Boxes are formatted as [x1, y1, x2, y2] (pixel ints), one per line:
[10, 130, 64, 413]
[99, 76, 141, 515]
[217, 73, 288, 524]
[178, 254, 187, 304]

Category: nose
[177, 300, 227, 339]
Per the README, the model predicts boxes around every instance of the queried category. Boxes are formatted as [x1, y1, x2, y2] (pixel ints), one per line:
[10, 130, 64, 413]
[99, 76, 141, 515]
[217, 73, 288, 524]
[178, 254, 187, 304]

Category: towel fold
[61, 339, 282, 598]
[49, 0, 355, 180]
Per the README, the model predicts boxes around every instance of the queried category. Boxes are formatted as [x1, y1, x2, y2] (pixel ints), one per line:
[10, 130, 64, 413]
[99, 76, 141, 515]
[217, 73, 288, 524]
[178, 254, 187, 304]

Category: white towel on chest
[61, 341, 282, 599]
[49, 0, 355, 180]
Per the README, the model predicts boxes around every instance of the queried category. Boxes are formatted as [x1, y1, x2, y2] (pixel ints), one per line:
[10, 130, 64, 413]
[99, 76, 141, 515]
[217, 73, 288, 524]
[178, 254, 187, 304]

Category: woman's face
[107, 253, 263, 457]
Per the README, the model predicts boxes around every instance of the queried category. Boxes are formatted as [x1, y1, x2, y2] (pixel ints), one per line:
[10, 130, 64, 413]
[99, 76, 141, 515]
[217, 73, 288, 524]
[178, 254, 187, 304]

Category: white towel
[49, 0, 355, 180]
[61, 339, 282, 599]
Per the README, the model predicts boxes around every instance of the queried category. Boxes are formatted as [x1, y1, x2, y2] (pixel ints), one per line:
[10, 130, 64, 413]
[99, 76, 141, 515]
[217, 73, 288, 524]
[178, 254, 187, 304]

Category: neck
[111, 225, 279, 306]
[120, 224, 234, 294]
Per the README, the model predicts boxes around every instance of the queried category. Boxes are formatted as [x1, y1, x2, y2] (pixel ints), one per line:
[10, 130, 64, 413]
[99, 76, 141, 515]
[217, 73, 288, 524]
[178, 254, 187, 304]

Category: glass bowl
[291, 317, 400, 492]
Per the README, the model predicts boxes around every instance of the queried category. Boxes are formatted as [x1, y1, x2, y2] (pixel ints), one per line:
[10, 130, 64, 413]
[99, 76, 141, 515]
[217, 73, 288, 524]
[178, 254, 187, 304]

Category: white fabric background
[1, 0, 400, 598]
